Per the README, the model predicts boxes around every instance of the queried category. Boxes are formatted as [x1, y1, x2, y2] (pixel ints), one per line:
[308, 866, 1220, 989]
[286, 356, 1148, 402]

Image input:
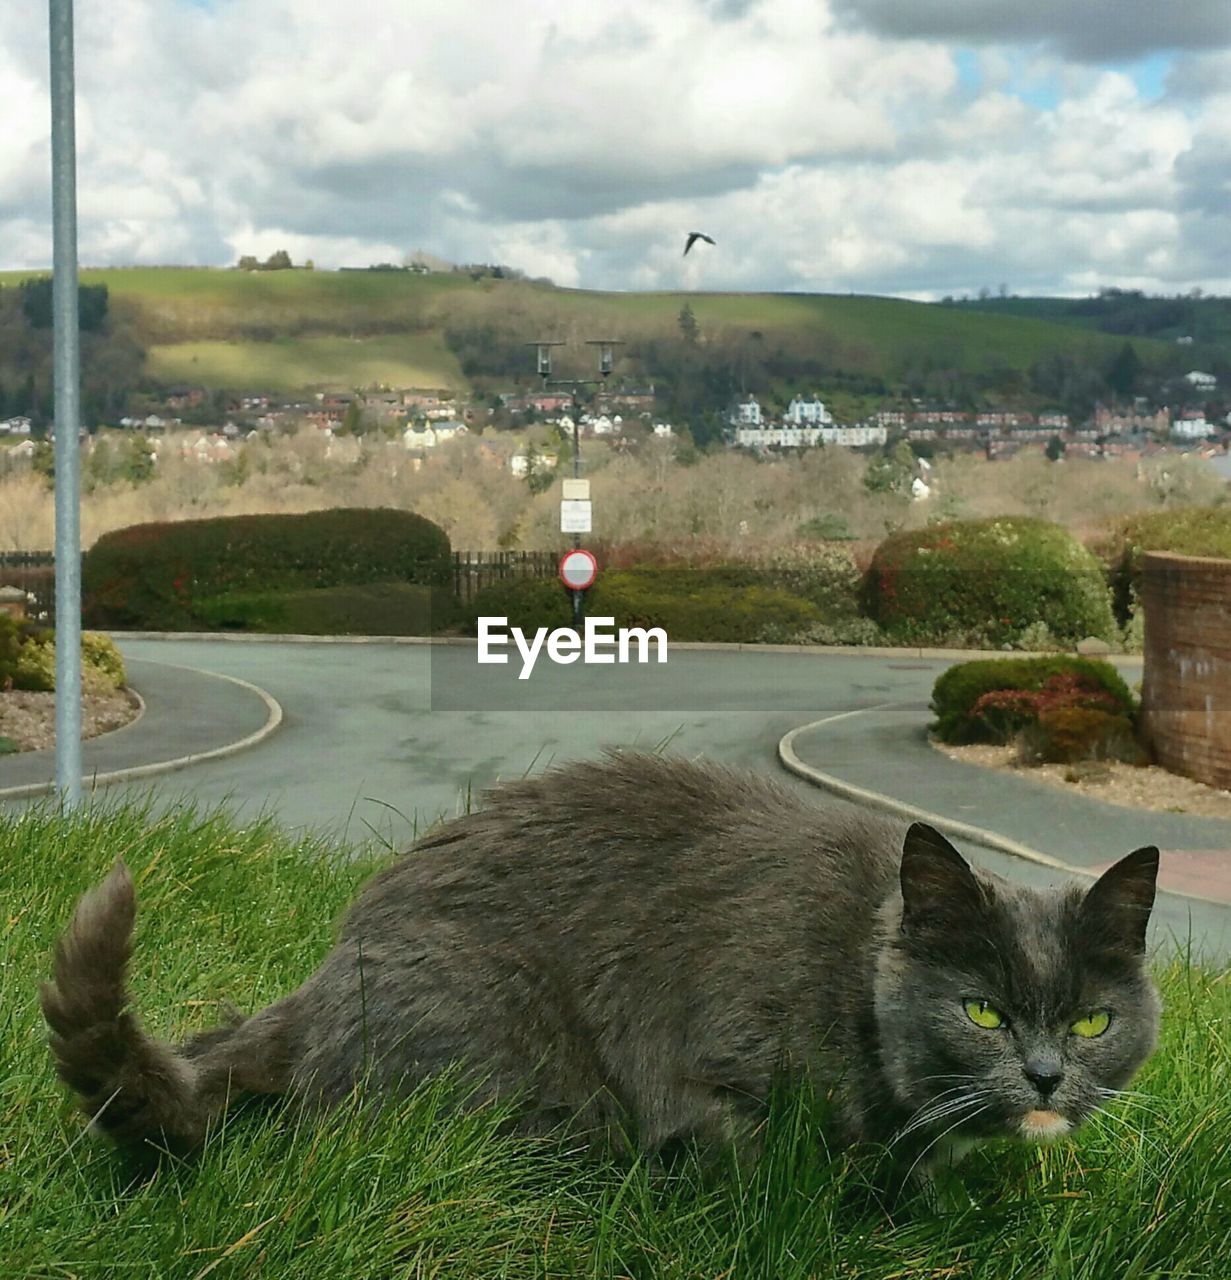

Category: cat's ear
[1078, 846, 1159, 955]
[899, 823, 984, 940]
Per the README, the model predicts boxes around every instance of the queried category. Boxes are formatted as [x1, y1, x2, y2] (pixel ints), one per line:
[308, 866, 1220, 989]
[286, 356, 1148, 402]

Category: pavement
[3, 636, 1229, 963]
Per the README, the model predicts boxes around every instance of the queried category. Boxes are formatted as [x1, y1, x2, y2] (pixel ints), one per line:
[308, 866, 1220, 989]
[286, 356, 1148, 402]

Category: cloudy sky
[3, 0, 1230, 298]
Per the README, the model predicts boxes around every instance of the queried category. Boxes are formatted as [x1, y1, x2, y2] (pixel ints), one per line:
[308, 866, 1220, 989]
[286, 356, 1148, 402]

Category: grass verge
[4, 800, 1230, 1278]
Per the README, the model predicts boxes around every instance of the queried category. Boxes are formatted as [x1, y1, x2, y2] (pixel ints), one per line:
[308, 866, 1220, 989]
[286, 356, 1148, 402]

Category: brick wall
[1140, 551, 1231, 790]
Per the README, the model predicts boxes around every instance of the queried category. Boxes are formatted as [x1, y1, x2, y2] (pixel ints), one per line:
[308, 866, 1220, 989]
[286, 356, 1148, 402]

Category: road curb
[778, 706, 1228, 908]
[106, 632, 1145, 665]
[778, 706, 1090, 876]
[0, 661, 283, 801]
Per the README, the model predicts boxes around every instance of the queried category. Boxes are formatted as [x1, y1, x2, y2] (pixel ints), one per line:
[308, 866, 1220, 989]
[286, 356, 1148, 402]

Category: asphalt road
[5, 637, 1228, 962]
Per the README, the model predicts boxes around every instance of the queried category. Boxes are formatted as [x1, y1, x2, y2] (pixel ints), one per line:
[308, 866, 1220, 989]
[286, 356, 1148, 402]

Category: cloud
[0, 0, 1226, 298]
[829, 0, 1231, 62]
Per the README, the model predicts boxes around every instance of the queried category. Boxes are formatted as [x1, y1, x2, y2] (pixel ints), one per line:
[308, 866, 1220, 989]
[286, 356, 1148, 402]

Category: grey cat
[42, 752, 1161, 1192]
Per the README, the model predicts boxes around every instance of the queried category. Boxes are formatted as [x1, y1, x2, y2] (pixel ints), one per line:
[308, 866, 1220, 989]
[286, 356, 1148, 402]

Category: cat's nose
[1022, 1056, 1064, 1097]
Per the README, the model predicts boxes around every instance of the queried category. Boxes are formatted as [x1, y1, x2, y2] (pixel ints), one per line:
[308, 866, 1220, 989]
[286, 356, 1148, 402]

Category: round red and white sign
[558, 548, 598, 591]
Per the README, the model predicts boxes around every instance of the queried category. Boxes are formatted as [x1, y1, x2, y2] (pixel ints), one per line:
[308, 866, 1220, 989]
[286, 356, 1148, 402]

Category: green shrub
[196, 583, 448, 636]
[865, 516, 1117, 648]
[82, 508, 451, 630]
[0, 735, 17, 754]
[465, 569, 824, 643]
[0, 615, 127, 693]
[930, 656, 1137, 745]
[1102, 506, 1231, 622]
[1016, 706, 1146, 766]
[81, 632, 127, 689]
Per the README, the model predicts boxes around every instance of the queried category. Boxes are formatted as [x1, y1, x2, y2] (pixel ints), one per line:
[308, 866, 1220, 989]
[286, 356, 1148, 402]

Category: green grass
[145, 334, 466, 394]
[0, 266, 1170, 395]
[4, 800, 1230, 1278]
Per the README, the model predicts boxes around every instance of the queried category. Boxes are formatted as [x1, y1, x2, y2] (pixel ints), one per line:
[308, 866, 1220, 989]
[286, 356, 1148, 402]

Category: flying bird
[683, 231, 715, 257]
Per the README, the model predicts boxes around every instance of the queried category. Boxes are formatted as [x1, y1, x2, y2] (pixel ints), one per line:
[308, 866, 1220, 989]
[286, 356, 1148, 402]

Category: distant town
[2, 367, 1228, 488]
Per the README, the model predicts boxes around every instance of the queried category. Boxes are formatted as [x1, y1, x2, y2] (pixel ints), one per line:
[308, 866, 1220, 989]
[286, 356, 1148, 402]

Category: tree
[678, 303, 698, 345]
[1046, 434, 1066, 462]
[236, 255, 259, 271]
[339, 401, 365, 436]
[1107, 341, 1143, 399]
[863, 440, 915, 495]
[18, 277, 108, 330]
[263, 249, 293, 271]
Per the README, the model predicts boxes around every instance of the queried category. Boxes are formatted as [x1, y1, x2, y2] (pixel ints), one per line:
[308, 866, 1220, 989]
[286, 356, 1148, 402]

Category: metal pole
[571, 392, 582, 625]
[49, 0, 83, 808]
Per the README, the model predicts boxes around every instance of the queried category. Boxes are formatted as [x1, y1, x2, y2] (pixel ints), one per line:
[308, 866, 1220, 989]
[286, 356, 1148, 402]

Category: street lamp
[525, 338, 623, 624]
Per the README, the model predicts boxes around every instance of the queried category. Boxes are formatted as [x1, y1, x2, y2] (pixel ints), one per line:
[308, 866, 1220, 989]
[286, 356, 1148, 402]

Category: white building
[0, 416, 32, 435]
[734, 423, 887, 449]
[652, 422, 673, 437]
[1185, 371, 1217, 391]
[783, 395, 833, 427]
[1172, 413, 1212, 440]
[727, 396, 763, 427]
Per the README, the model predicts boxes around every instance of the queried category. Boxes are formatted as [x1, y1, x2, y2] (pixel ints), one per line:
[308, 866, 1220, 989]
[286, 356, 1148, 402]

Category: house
[509, 450, 558, 477]
[726, 395, 763, 428]
[0, 416, 32, 435]
[652, 423, 673, 438]
[1172, 413, 1212, 440]
[784, 395, 833, 427]
[1185, 371, 1217, 391]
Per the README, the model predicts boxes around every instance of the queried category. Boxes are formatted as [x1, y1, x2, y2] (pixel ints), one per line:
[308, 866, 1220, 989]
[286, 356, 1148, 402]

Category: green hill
[0, 266, 1179, 398]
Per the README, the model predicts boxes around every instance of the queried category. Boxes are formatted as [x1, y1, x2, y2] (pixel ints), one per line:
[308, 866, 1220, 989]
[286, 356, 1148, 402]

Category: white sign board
[562, 477, 590, 501]
[560, 499, 592, 533]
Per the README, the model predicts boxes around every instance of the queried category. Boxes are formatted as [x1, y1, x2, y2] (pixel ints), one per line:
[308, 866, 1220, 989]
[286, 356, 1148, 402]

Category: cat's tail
[40, 859, 292, 1149]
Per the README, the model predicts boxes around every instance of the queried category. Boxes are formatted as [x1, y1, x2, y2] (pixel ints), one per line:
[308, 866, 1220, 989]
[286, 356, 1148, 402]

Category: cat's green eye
[1070, 1010, 1111, 1038]
[964, 999, 1005, 1030]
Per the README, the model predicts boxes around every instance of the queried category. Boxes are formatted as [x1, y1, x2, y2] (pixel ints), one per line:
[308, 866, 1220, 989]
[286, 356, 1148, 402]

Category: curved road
[5, 636, 1229, 961]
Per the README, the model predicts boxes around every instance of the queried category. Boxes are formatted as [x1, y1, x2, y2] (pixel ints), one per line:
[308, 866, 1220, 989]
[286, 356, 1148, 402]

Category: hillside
[0, 266, 1180, 398]
[953, 293, 1231, 355]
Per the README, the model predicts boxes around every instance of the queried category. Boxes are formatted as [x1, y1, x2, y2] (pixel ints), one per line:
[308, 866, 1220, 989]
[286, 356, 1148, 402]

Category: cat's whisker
[892, 1090, 991, 1146]
[892, 1085, 982, 1139]
[902, 1103, 993, 1192]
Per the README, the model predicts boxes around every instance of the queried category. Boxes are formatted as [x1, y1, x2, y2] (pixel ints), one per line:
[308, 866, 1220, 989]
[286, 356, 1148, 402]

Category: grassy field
[5, 800, 1230, 1279]
[145, 334, 467, 394]
[0, 266, 1168, 395]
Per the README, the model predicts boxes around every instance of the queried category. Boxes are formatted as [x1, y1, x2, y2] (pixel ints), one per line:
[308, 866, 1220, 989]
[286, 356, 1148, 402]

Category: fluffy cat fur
[41, 752, 1161, 1186]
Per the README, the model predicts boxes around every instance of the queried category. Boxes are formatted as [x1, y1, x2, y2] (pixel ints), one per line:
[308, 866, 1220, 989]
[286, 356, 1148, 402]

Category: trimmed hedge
[930, 655, 1137, 745]
[465, 569, 824, 644]
[195, 583, 445, 636]
[82, 508, 451, 630]
[865, 516, 1117, 648]
[1103, 506, 1231, 620]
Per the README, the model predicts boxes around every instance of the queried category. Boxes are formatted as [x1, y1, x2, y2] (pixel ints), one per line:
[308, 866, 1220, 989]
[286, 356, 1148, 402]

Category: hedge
[930, 655, 1137, 745]
[82, 508, 451, 630]
[1102, 506, 1231, 621]
[865, 516, 1117, 648]
[194, 583, 446, 636]
[465, 569, 824, 644]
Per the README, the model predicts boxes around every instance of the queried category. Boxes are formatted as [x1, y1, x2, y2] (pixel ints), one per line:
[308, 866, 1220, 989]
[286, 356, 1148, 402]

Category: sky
[2, 0, 1230, 299]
